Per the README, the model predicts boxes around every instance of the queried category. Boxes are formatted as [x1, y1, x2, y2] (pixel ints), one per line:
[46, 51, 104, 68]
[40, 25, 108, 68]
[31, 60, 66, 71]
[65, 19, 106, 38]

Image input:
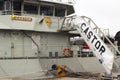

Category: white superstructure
[0, 0, 120, 79]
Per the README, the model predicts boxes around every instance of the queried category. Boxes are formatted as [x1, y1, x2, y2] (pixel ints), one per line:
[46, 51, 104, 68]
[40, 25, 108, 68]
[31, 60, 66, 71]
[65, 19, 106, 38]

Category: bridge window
[55, 7, 65, 17]
[40, 5, 53, 16]
[2, 0, 12, 15]
[13, 1, 22, 15]
[4, 0, 12, 11]
[0, 0, 3, 10]
[13, 1, 21, 11]
[24, 3, 38, 14]
[67, 6, 75, 15]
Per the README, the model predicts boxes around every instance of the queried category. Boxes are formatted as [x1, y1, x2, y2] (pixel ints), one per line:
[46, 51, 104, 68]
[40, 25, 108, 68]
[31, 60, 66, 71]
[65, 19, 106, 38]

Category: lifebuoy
[63, 48, 71, 57]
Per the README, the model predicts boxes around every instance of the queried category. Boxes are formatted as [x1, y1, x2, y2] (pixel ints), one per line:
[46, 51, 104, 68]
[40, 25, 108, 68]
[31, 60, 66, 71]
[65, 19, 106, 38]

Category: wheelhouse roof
[38, 0, 75, 6]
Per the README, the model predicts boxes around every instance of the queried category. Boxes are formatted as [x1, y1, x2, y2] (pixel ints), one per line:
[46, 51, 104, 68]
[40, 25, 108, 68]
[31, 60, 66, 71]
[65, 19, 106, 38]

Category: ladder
[60, 15, 120, 76]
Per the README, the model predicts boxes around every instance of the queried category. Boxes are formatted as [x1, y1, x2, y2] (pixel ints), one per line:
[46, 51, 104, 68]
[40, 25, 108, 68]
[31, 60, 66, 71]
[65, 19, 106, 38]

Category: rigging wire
[22, 31, 40, 54]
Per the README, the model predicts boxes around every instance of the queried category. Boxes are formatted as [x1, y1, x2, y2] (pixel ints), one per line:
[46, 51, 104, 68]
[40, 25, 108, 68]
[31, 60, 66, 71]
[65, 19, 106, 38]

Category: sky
[74, 0, 120, 37]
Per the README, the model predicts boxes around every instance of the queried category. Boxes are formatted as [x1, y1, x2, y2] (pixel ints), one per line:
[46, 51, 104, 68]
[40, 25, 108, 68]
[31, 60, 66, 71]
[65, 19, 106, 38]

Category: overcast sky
[74, 0, 120, 37]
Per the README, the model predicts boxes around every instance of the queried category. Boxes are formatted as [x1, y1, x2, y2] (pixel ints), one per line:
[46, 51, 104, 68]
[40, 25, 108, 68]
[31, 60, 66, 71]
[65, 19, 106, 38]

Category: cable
[22, 31, 40, 54]
[0, 64, 9, 77]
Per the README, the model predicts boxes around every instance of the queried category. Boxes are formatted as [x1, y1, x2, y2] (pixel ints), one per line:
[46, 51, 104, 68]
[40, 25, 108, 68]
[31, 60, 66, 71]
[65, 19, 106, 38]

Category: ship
[0, 0, 120, 79]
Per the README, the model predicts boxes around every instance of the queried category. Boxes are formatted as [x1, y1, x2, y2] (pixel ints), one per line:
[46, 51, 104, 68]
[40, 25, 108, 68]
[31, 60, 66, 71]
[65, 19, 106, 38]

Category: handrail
[2, 10, 25, 15]
[60, 15, 115, 74]
[81, 16, 120, 57]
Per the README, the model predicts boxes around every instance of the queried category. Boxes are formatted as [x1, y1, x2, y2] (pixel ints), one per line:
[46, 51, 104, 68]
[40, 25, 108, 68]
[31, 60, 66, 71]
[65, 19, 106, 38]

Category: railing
[2, 10, 25, 15]
[0, 43, 95, 59]
[61, 15, 120, 56]
[0, 44, 119, 60]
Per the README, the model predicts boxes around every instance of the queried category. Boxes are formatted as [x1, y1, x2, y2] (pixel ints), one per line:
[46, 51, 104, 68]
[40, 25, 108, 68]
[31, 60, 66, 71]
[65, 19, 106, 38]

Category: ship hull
[0, 57, 104, 79]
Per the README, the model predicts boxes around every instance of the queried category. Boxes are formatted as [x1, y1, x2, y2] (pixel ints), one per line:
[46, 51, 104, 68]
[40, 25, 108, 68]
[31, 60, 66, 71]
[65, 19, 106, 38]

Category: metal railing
[2, 10, 25, 15]
[61, 15, 120, 56]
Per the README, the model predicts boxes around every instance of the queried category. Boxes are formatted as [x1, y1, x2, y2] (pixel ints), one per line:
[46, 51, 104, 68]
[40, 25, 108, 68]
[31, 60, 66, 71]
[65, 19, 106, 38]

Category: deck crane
[61, 15, 115, 76]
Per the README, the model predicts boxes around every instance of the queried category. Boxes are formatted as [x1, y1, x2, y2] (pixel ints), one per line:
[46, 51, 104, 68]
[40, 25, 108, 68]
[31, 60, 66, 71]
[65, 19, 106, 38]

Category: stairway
[60, 15, 120, 75]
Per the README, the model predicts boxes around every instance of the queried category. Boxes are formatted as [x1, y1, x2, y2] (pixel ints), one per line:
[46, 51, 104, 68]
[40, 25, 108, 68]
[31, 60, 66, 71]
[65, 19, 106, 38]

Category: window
[13, 1, 21, 11]
[55, 7, 65, 17]
[13, 1, 22, 15]
[67, 6, 75, 15]
[40, 5, 53, 16]
[24, 3, 38, 14]
[0, 0, 3, 10]
[3, 0, 12, 15]
[4, 0, 12, 11]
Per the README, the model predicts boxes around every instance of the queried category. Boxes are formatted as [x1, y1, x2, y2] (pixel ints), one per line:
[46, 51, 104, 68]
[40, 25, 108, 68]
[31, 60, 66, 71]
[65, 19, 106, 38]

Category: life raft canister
[63, 48, 71, 57]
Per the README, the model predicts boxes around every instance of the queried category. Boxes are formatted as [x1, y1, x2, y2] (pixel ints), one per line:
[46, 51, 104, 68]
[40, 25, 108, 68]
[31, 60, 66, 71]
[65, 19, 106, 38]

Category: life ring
[63, 48, 71, 57]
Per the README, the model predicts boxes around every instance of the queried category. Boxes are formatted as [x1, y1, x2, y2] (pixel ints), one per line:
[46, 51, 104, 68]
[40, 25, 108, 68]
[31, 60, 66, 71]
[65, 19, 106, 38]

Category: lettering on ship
[80, 23, 105, 55]
[12, 15, 32, 22]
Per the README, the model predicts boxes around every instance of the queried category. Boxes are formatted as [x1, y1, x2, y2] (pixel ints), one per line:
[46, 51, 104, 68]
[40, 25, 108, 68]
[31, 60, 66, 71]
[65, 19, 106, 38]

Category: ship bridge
[0, 0, 75, 17]
[0, 0, 75, 32]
